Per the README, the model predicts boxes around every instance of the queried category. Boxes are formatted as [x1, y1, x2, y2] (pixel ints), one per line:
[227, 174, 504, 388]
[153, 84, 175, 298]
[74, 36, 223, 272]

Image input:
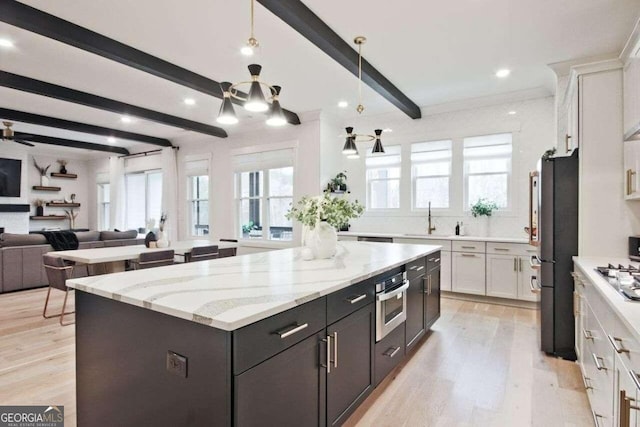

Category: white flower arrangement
[286, 193, 364, 229]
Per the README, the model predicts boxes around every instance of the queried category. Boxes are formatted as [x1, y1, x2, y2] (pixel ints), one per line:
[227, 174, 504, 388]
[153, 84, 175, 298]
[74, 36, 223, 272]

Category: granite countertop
[338, 231, 530, 244]
[573, 257, 640, 342]
[67, 241, 440, 331]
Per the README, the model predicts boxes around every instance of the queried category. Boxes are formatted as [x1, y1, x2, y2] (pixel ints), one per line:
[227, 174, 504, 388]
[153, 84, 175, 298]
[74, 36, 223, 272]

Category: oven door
[375, 281, 409, 342]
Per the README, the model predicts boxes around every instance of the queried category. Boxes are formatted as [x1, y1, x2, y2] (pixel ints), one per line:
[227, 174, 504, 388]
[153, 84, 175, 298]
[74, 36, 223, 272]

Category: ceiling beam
[257, 0, 421, 119]
[15, 132, 130, 155]
[0, 71, 228, 138]
[0, 108, 172, 147]
[0, 0, 301, 125]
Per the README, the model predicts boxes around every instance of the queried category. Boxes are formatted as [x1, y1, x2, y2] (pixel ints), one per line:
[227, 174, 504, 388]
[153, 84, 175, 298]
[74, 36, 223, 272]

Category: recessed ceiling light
[338, 101, 348, 108]
[507, 111, 517, 115]
[121, 116, 132, 123]
[496, 69, 511, 78]
[0, 38, 14, 48]
[383, 128, 393, 132]
[184, 98, 196, 106]
[107, 137, 116, 143]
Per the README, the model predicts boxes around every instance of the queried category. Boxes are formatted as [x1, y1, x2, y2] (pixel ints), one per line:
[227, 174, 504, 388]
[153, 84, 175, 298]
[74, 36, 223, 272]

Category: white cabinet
[564, 81, 581, 155]
[451, 252, 485, 295]
[624, 51, 640, 138]
[625, 141, 640, 200]
[440, 250, 452, 292]
[486, 255, 518, 299]
[616, 353, 640, 427]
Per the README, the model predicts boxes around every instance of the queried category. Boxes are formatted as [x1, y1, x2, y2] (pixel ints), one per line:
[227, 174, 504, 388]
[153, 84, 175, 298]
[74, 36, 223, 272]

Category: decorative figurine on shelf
[34, 199, 44, 217]
[33, 159, 51, 186]
[57, 159, 68, 174]
[64, 208, 78, 230]
[156, 213, 169, 248]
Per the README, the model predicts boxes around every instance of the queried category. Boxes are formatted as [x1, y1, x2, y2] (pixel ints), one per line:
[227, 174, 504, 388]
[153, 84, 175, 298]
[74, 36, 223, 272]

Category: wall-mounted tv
[0, 158, 22, 197]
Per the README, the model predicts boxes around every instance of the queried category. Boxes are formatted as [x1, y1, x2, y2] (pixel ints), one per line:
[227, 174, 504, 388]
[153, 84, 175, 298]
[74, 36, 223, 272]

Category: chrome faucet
[427, 201, 436, 235]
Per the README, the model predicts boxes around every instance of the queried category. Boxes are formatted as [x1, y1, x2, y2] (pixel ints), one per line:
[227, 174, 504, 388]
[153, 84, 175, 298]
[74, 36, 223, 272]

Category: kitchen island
[68, 241, 441, 427]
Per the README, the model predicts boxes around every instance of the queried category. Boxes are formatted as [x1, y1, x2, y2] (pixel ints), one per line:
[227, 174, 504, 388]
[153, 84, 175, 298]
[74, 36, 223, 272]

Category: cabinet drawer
[233, 297, 327, 374]
[327, 279, 375, 325]
[392, 238, 451, 251]
[452, 241, 485, 253]
[611, 309, 640, 374]
[374, 324, 405, 386]
[486, 242, 535, 256]
[406, 257, 426, 280]
[427, 251, 441, 271]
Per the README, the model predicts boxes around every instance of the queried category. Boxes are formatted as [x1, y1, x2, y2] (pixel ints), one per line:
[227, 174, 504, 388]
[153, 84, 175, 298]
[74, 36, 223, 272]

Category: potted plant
[470, 198, 498, 236]
[34, 199, 44, 217]
[328, 171, 348, 192]
[286, 193, 364, 259]
[33, 159, 51, 186]
[57, 159, 68, 174]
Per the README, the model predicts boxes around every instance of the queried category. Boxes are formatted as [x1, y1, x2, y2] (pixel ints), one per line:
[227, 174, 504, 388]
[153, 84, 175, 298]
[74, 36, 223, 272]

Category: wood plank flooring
[0, 289, 591, 426]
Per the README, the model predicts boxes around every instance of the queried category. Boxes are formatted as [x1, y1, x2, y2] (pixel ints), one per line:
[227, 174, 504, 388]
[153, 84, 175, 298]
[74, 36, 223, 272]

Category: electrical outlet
[166, 351, 188, 378]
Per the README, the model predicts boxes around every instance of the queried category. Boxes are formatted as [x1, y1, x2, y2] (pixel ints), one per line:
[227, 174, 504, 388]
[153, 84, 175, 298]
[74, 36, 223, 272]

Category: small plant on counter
[327, 171, 348, 192]
[470, 198, 498, 217]
[286, 193, 364, 229]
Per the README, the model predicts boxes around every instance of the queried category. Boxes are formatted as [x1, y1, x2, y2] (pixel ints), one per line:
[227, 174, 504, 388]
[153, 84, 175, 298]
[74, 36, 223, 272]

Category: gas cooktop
[595, 264, 640, 301]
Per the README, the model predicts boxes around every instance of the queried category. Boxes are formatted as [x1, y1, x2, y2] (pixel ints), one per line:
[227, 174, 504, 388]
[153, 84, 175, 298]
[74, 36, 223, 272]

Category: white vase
[477, 216, 490, 237]
[303, 222, 338, 259]
[156, 230, 169, 248]
[40, 175, 49, 187]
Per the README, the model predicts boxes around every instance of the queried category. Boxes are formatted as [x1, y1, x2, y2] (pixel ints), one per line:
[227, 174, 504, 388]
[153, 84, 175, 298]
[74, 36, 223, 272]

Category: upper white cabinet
[624, 41, 640, 139]
[564, 80, 581, 155]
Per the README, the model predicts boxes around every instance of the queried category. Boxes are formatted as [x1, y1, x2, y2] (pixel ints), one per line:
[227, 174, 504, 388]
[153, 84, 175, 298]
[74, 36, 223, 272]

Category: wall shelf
[50, 173, 78, 179]
[30, 215, 66, 220]
[46, 202, 80, 208]
[32, 186, 61, 192]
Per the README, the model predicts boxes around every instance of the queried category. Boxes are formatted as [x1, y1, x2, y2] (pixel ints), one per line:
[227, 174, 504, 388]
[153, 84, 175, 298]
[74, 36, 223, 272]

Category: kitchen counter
[338, 231, 529, 244]
[573, 257, 640, 342]
[68, 241, 440, 331]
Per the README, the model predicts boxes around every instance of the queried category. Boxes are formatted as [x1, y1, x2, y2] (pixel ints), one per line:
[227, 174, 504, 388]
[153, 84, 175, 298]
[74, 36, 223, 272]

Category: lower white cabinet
[452, 252, 485, 295]
[486, 254, 519, 299]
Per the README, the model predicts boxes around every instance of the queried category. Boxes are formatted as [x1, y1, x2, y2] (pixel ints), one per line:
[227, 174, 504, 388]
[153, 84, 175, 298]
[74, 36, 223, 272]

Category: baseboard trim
[442, 291, 540, 310]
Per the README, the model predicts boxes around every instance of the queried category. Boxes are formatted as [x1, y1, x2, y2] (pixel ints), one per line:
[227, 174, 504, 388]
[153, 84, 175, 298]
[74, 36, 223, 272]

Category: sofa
[0, 230, 143, 293]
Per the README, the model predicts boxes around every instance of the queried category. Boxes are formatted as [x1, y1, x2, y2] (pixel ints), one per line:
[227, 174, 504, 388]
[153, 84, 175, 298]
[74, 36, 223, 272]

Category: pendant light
[244, 64, 269, 112]
[266, 86, 286, 127]
[216, 82, 239, 125]
[341, 36, 386, 157]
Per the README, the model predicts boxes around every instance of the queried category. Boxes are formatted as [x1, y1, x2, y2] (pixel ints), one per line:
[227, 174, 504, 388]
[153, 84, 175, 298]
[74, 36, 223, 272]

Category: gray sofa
[0, 230, 143, 293]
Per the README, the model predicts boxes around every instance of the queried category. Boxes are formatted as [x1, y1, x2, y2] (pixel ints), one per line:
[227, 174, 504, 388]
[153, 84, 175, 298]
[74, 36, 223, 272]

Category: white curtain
[108, 156, 126, 231]
[161, 147, 178, 242]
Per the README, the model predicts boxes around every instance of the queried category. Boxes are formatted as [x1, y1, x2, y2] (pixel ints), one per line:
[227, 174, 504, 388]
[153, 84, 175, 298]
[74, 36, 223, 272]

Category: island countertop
[67, 241, 441, 331]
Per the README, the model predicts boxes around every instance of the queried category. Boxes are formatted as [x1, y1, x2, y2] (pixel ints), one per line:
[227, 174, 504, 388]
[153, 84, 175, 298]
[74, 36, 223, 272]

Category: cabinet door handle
[461, 253, 476, 258]
[591, 410, 603, 427]
[495, 248, 510, 252]
[513, 257, 517, 272]
[519, 257, 523, 272]
[324, 336, 331, 374]
[461, 246, 476, 249]
[592, 353, 607, 371]
[274, 323, 309, 339]
[428, 276, 432, 295]
[627, 169, 637, 196]
[607, 335, 630, 354]
[416, 266, 425, 272]
[565, 134, 572, 152]
[630, 371, 640, 392]
[346, 294, 367, 304]
[333, 332, 338, 368]
[383, 346, 401, 358]
[583, 329, 594, 340]
[582, 375, 593, 390]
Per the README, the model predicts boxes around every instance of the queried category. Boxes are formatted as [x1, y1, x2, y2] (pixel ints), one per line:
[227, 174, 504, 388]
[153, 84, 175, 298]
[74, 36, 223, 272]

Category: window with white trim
[125, 170, 163, 230]
[234, 149, 294, 241]
[463, 133, 512, 209]
[97, 182, 110, 231]
[366, 145, 401, 210]
[411, 140, 452, 210]
[188, 176, 209, 236]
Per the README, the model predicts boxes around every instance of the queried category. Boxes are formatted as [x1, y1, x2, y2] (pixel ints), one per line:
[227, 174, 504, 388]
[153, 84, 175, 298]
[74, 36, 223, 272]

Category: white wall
[323, 96, 555, 238]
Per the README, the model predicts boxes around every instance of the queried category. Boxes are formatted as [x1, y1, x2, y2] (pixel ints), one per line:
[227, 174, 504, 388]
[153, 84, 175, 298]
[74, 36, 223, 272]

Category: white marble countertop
[573, 257, 640, 342]
[48, 240, 239, 263]
[67, 241, 441, 331]
[338, 231, 530, 244]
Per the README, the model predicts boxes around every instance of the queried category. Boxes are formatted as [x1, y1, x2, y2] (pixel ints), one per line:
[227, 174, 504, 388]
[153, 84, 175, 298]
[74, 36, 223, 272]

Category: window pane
[365, 154, 401, 167]
[269, 197, 293, 241]
[126, 174, 146, 230]
[102, 203, 110, 231]
[191, 175, 209, 199]
[191, 200, 209, 236]
[414, 162, 450, 177]
[240, 171, 263, 197]
[415, 177, 449, 208]
[269, 167, 293, 197]
[468, 173, 508, 208]
[367, 167, 400, 180]
[147, 172, 163, 227]
[240, 199, 263, 239]
[466, 158, 510, 174]
[369, 179, 400, 209]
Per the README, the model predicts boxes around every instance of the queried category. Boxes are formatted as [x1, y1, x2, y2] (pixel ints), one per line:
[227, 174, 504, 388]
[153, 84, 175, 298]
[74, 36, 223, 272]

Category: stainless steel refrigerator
[529, 149, 578, 360]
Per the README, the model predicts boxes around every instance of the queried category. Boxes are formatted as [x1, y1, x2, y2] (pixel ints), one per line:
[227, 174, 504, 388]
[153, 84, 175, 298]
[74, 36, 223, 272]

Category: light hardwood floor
[0, 289, 591, 427]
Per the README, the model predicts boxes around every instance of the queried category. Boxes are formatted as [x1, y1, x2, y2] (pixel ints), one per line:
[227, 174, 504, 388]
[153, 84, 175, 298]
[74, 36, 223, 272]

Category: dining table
[47, 240, 240, 273]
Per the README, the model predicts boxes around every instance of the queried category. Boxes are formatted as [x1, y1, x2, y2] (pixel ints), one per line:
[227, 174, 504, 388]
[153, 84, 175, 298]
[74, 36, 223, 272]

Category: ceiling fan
[2, 121, 35, 147]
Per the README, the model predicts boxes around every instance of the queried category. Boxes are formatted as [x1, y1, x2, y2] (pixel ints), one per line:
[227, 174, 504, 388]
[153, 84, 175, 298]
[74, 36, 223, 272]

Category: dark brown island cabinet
[75, 254, 440, 427]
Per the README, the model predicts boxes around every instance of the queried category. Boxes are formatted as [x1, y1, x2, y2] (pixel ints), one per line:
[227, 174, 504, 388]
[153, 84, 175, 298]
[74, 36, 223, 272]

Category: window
[463, 133, 512, 209]
[236, 167, 293, 241]
[125, 170, 163, 230]
[366, 145, 401, 209]
[97, 182, 110, 230]
[411, 140, 452, 209]
[188, 175, 209, 236]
